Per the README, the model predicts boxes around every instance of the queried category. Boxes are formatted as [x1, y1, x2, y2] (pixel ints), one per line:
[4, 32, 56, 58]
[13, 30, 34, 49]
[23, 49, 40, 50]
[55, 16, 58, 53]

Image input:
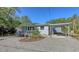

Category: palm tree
[72, 14, 78, 33]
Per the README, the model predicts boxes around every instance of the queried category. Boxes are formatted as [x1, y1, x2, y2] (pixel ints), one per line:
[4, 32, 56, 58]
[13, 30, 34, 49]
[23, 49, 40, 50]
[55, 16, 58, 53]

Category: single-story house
[16, 22, 72, 36]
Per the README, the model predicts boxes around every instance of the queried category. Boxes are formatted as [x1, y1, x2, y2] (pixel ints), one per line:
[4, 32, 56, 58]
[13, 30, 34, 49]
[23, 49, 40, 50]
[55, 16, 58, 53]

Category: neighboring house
[16, 22, 72, 36]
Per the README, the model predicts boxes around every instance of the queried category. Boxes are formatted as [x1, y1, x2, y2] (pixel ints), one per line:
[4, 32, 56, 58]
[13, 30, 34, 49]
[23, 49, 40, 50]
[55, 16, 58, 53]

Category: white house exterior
[37, 26, 49, 35]
[17, 22, 72, 36]
[36, 22, 72, 35]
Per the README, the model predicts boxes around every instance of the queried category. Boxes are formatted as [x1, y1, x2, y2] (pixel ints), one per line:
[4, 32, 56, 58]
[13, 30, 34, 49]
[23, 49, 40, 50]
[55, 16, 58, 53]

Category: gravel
[0, 35, 79, 52]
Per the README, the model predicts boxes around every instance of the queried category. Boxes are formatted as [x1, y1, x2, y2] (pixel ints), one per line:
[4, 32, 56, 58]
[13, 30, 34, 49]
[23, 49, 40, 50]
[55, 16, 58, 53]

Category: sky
[16, 7, 79, 24]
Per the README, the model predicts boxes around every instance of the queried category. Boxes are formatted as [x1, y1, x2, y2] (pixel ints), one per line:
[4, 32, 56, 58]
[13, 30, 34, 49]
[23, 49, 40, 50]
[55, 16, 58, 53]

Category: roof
[18, 22, 72, 28]
[35, 22, 72, 27]
[48, 22, 72, 27]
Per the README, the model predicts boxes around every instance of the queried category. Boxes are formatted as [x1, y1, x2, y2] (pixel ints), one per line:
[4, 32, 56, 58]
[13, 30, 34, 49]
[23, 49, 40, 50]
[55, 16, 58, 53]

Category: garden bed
[70, 34, 79, 40]
[19, 35, 45, 42]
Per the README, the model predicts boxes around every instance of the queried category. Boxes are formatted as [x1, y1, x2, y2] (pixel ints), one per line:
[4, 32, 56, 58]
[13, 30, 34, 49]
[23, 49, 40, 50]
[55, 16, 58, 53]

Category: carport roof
[35, 22, 72, 26]
[18, 22, 72, 28]
[48, 22, 72, 26]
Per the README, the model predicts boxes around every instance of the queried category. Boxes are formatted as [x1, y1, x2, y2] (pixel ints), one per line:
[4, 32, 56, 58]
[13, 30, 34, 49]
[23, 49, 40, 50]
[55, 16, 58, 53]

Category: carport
[48, 22, 72, 36]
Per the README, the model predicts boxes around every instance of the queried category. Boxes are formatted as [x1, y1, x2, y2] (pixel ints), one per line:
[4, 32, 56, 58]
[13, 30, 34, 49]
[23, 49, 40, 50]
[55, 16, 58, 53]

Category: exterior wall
[37, 26, 49, 35]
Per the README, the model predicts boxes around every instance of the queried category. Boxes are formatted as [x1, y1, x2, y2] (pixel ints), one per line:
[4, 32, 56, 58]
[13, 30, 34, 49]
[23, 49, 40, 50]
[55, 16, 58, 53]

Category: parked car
[53, 28, 65, 36]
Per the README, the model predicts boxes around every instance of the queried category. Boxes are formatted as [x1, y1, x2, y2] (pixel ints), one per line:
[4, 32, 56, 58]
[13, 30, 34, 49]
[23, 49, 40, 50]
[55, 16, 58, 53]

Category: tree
[71, 14, 79, 33]
[20, 16, 32, 27]
[0, 7, 21, 35]
[0, 7, 19, 28]
[47, 18, 72, 24]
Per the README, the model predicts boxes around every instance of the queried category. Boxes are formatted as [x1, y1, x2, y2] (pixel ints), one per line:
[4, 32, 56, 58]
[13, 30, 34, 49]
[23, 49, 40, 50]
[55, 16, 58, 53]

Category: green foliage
[20, 16, 32, 27]
[47, 14, 79, 25]
[21, 16, 32, 25]
[0, 7, 22, 29]
[32, 30, 40, 35]
[0, 7, 33, 29]
[46, 16, 73, 32]
[76, 24, 79, 29]
[61, 26, 71, 33]
[47, 17, 72, 24]
[0, 7, 20, 28]
[72, 14, 78, 19]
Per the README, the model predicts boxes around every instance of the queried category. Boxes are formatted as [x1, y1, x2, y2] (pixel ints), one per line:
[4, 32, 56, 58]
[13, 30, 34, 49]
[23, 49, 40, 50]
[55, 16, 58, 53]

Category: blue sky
[16, 7, 79, 24]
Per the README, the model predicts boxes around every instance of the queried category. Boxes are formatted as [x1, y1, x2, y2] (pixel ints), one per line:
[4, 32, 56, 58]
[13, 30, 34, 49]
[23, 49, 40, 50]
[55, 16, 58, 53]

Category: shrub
[31, 29, 40, 35]
[74, 30, 79, 34]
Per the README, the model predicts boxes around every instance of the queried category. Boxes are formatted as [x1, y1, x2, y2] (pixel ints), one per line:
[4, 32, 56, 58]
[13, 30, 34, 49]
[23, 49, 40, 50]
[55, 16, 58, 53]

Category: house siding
[37, 26, 49, 35]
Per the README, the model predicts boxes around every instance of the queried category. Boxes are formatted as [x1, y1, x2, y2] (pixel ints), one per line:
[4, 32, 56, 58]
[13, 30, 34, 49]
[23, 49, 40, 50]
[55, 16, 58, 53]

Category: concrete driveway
[0, 35, 79, 52]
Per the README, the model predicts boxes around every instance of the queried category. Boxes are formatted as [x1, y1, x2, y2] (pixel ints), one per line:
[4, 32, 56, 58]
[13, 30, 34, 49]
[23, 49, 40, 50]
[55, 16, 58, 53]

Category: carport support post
[67, 26, 70, 36]
[49, 26, 52, 38]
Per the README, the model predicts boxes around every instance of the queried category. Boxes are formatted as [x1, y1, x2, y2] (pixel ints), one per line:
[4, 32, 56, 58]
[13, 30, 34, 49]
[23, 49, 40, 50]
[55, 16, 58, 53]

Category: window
[28, 27, 31, 30]
[28, 27, 35, 30]
[31, 27, 35, 30]
[40, 26, 44, 30]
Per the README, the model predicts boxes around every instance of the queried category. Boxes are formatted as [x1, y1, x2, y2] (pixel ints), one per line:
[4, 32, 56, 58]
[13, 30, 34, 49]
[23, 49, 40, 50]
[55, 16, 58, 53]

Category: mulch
[19, 36, 45, 42]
